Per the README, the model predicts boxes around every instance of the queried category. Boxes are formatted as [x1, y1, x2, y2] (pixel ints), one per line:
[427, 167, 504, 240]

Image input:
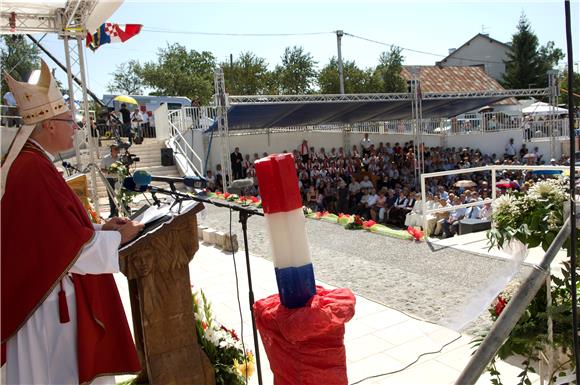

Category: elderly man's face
[51, 111, 77, 152]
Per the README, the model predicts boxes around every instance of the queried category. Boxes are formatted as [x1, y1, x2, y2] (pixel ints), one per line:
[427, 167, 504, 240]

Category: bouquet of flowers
[193, 290, 255, 385]
[476, 177, 577, 385]
[344, 215, 364, 230]
[108, 161, 136, 213]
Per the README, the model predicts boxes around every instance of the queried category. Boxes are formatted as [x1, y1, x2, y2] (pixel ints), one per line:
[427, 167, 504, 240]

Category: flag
[86, 23, 142, 51]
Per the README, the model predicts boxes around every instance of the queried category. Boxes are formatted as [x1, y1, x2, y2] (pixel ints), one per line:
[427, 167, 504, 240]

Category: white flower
[492, 194, 516, 214]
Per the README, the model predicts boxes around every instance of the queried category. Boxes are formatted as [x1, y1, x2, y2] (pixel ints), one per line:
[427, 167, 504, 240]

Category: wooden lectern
[119, 203, 215, 385]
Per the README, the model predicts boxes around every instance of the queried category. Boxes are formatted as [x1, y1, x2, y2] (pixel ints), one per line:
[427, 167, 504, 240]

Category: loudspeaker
[161, 148, 174, 166]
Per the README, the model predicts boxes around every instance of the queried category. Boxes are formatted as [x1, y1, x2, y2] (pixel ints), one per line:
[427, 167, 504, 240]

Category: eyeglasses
[52, 118, 76, 123]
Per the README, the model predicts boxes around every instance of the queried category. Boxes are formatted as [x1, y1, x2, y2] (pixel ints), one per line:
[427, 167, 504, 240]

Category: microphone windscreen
[133, 170, 152, 187]
[122, 177, 137, 191]
[183, 176, 208, 189]
[230, 178, 254, 189]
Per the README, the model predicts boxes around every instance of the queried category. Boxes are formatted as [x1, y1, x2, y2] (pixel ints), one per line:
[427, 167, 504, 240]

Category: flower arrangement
[344, 214, 364, 230]
[477, 177, 578, 385]
[193, 290, 255, 385]
[206, 191, 262, 208]
[108, 161, 137, 214]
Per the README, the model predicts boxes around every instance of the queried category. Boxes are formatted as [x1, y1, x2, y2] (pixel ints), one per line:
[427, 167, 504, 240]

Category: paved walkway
[114, 242, 541, 385]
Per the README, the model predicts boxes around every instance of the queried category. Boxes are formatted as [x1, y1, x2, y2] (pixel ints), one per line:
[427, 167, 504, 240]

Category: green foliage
[0, 35, 40, 95]
[558, 68, 580, 107]
[273, 46, 317, 94]
[502, 13, 564, 89]
[371, 46, 407, 93]
[107, 162, 137, 214]
[481, 178, 578, 384]
[317, 57, 374, 94]
[221, 52, 270, 95]
[137, 43, 216, 104]
[106, 60, 144, 95]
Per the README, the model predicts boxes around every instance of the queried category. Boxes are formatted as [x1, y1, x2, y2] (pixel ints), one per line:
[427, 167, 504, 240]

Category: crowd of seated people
[204, 137, 569, 237]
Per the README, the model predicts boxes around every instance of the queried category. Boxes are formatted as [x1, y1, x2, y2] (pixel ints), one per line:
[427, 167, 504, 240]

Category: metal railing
[167, 109, 204, 176]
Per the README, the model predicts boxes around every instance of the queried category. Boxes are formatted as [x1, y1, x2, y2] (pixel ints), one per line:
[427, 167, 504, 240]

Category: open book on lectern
[119, 200, 201, 250]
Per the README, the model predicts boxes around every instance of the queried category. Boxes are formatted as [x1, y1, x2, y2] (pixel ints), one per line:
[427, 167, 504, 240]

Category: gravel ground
[198, 204, 532, 335]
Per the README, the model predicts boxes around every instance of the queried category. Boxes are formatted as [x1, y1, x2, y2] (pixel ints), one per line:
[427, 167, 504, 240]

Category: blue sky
[35, 0, 579, 98]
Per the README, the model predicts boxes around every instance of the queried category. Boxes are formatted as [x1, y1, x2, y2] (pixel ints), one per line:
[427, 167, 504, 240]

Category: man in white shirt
[360, 133, 373, 157]
[505, 138, 517, 160]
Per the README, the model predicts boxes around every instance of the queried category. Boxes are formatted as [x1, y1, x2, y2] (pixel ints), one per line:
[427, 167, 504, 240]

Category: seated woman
[404, 193, 424, 228]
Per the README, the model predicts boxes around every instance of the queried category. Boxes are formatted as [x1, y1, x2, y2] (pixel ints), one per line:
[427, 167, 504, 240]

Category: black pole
[564, 1, 579, 383]
[239, 211, 264, 385]
[26, 34, 105, 107]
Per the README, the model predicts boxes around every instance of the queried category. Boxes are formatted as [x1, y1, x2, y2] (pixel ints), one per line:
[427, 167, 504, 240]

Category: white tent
[0, 1, 123, 34]
[522, 101, 568, 116]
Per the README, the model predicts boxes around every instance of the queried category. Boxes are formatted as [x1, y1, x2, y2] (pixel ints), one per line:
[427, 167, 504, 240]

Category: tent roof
[213, 89, 549, 131]
[1, 0, 123, 34]
[522, 101, 568, 115]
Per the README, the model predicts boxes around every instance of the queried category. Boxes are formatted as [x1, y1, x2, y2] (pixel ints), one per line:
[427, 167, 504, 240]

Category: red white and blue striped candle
[255, 153, 316, 308]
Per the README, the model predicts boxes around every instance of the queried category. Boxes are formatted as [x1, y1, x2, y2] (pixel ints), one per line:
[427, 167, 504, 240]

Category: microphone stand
[139, 190, 265, 385]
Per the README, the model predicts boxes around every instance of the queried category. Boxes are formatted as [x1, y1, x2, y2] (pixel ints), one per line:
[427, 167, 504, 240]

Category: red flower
[223, 192, 230, 199]
[407, 226, 424, 241]
[495, 296, 507, 316]
[201, 321, 208, 330]
[353, 215, 363, 226]
[363, 220, 376, 229]
[250, 196, 260, 203]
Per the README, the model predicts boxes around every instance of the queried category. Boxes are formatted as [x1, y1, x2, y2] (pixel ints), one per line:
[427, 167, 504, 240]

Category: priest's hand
[102, 217, 129, 231]
[118, 221, 145, 244]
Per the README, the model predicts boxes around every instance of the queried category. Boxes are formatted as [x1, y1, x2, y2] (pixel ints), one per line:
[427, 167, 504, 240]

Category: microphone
[133, 170, 207, 190]
[62, 161, 82, 173]
[227, 178, 254, 193]
[123, 176, 176, 195]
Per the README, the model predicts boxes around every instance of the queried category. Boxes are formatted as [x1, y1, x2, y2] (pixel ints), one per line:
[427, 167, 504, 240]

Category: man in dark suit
[230, 147, 244, 180]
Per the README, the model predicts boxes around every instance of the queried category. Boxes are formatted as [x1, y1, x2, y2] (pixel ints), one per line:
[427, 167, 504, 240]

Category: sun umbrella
[530, 169, 562, 175]
[455, 180, 476, 188]
[114, 95, 139, 105]
[522, 153, 537, 159]
[496, 180, 520, 189]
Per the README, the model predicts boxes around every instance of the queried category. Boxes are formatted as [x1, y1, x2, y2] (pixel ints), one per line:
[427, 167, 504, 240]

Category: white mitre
[1, 60, 69, 198]
[4, 59, 69, 125]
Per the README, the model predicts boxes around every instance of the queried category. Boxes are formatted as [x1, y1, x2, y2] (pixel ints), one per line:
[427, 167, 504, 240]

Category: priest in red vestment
[1, 60, 143, 384]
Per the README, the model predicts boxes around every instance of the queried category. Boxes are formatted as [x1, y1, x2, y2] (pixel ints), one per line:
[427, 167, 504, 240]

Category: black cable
[349, 335, 462, 385]
[344, 32, 507, 65]
[564, 1, 579, 383]
[142, 27, 332, 37]
[228, 208, 249, 384]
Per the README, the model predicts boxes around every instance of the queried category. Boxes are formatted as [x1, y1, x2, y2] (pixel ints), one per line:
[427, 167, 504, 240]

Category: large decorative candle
[255, 153, 316, 308]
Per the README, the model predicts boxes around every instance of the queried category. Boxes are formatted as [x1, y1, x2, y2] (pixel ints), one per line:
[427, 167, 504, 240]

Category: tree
[106, 60, 144, 95]
[371, 46, 407, 93]
[502, 13, 564, 89]
[317, 57, 373, 94]
[273, 46, 317, 94]
[137, 43, 216, 104]
[221, 52, 270, 95]
[559, 68, 580, 107]
[0, 35, 40, 96]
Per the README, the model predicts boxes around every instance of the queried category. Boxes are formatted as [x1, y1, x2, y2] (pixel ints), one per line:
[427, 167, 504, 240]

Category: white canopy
[0, 0, 123, 34]
[522, 101, 568, 116]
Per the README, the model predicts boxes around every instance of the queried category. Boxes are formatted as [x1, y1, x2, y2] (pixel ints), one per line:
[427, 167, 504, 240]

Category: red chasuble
[1, 142, 140, 382]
